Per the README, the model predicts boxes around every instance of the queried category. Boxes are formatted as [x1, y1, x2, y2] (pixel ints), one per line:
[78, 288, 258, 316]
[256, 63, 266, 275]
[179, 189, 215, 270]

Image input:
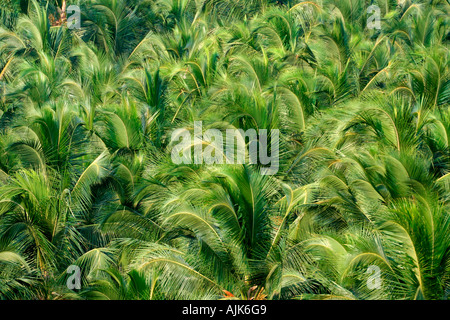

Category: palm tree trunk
[60, 0, 66, 22]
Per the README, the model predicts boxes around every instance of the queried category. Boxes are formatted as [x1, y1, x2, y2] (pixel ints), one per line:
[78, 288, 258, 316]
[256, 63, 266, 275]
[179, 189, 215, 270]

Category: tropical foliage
[0, 0, 449, 300]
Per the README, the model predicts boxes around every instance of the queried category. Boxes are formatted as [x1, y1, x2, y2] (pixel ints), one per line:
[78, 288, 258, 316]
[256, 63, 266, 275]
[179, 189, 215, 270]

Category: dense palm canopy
[0, 0, 449, 300]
